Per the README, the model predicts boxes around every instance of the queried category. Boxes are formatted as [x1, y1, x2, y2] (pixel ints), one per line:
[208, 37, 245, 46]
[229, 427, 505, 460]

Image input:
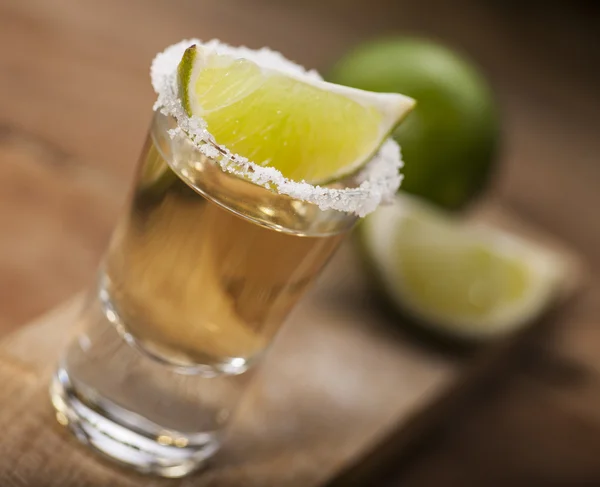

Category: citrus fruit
[177, 44, 415, 183]
[328, 37, 499, 210]
[358, 194, 565, 341]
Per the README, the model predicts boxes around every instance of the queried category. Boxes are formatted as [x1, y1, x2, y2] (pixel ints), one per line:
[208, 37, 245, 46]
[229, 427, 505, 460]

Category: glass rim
[151, 111, 359, 237]
[151, 39, 404, 217]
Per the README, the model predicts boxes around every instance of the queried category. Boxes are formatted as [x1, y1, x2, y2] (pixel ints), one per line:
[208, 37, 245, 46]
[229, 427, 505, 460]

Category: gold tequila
[102, 114, 350, 371]
[51, 112, 356, 476]
[50, 38, 403, 478]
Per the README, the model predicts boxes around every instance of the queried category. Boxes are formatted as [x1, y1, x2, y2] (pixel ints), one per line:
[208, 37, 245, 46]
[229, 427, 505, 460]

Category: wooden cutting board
[0, 212, 583, 487]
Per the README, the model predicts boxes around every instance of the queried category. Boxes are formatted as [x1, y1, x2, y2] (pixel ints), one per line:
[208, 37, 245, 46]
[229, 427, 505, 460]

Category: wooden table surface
[1, 1, 599, 485]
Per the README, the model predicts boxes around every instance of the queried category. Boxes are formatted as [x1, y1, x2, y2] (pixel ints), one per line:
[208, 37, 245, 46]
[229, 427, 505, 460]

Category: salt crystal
[150, 39, 404, 216]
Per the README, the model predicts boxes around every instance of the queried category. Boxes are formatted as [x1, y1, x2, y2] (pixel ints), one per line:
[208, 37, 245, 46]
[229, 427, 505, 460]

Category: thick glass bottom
[50, 369, 221, 478]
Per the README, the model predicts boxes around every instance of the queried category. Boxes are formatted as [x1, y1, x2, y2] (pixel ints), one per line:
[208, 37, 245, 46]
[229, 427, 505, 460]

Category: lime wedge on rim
[359, 194, 565, 340]
[177, 45, 415, 183]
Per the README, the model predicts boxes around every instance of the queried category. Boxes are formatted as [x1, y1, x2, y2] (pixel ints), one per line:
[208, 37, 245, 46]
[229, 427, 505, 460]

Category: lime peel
[360, 195, 566, 339]
[151, 39, 407, 216]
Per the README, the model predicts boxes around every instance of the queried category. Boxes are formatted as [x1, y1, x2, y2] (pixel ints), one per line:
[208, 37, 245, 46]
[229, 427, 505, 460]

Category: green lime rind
[355, 194, 564, 345]
[178, 45, 196, 116]
[328, 37, 500, 210]
[175, 43, 415, 184]
[355, 220, 488, 351]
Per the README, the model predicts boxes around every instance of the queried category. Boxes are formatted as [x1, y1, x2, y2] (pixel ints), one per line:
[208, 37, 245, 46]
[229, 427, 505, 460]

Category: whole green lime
[328, 37, 500, 210]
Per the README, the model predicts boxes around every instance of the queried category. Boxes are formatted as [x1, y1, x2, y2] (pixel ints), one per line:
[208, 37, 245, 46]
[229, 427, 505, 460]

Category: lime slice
[328, 37, 499, 210]
[359, 195, 565, 340]
[177, 45, 415, 183]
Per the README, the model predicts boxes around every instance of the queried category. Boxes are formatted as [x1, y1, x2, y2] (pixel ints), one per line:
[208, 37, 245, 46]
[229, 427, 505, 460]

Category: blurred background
[2, 0, 598, 331]
[1, 0, 599, 485]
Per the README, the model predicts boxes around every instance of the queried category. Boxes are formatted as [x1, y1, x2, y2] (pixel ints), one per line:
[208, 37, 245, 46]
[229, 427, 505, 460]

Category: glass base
[50, 369, 221, 478]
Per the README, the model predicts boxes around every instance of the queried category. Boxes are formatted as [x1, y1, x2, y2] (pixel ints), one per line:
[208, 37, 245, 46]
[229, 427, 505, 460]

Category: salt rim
[150, 39, 404, 217]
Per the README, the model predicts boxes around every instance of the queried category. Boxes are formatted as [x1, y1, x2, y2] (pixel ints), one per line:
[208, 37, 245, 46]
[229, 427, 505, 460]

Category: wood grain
[0, 247, 459, 487]
[0, 206, 582, 486]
